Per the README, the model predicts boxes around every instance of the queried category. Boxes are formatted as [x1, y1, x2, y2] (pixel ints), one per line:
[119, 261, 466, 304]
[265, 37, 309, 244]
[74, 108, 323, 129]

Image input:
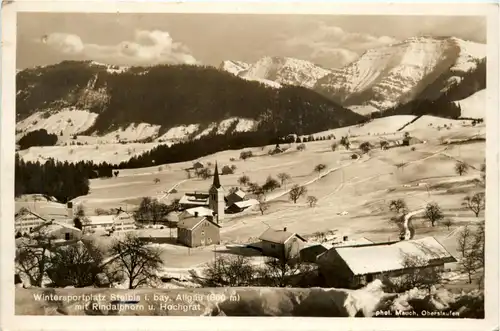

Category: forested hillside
[17, 61, 365, 137]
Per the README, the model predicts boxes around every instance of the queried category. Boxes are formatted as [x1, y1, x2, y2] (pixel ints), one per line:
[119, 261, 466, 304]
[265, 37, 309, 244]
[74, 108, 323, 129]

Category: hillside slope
[16, 61, 364, 144]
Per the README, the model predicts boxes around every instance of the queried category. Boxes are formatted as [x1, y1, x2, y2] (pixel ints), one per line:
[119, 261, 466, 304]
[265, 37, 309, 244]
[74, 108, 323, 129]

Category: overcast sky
[17, 13, 486, 70]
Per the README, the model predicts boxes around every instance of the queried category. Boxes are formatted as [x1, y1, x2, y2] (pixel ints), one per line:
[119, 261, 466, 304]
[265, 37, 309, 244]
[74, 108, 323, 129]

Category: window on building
[65, 233, 70, 240]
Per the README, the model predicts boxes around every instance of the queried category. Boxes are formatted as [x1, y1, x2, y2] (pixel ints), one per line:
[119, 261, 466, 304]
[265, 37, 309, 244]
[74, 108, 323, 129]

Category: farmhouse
[258, 227, 307, 259]
[15, 209, 47, 235]
[225, 189, 246, 206]
[316, 237, 456, 289]
[225, 199, 259, 214]
[176, 216, 221, 248]
[179, 192, 210, 209]
[32, 220, 82, 243]
[84, 210, 136, 233]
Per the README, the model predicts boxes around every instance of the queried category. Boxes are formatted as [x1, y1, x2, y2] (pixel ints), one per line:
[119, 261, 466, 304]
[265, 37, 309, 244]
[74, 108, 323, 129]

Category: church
[178, 163, 226, 223]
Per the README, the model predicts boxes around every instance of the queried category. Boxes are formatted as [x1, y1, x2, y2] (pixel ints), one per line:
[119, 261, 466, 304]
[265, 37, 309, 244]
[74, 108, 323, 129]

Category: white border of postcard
[1, 1, 499, 331]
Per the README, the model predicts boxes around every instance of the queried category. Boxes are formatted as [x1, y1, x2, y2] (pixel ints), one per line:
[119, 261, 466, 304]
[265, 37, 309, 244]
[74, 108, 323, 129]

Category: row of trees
[15, 154, 115, 202]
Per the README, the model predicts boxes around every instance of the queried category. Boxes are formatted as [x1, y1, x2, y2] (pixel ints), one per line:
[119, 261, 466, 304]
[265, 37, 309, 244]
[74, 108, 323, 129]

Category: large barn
[316, 237, 456, 289]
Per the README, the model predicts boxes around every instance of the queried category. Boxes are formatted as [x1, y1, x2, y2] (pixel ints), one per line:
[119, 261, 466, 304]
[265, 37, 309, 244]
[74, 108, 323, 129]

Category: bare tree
[296, 143, 306, 151]
[443, 219, 453, 230]
[380, 141, 389, 150]
[359, 142, 372, 154]
[134, 197, 172, 225]
[197, 167, 212, 180]
[340, 136, 350, 150]
[257, 196, 269, 215]
[109, 233, 163, 289]
[314, 164, 327, 178]
[15, 231, 54, 287]
[277, 172, 291, 189]
[306, 196, 318, 207]
[331, 142, 338, 151]
[47, 240, 104, 287]
[289, 184, 307, 204]
[391, 253, 443, 293]
[259, 245, 316, 288]
[455, 161, 469, 176]
[153, 178, 160, 184]
[185, 169, 192, 179]
[239, 150, 253, 160]
[202, 255, 256, 287]
[389, 199, 408, 215]
[462, 192, 485, 217]
[247, 182, 264, 197]
[424, 202, 444, 227]
[456, 224, 485, 285]
[238, 175, 250, 186]
[262, 176, 280, 193]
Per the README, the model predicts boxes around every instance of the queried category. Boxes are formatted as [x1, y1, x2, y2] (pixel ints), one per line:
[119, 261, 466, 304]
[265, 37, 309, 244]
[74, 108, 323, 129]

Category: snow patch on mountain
[156, 124, 200, 142]
[456, 89, 486, 119]
[234, 118, 257, 132]
[449, 38, 486, 73]
[89, 61, 130, 74]
[220, 60, 250, 76]
[221, 56, 331, 89]
[16, 108, 98, 136]
[102, 123, 161, 142]
[347, 105, 379, 117]
[18, 142, 162, 165]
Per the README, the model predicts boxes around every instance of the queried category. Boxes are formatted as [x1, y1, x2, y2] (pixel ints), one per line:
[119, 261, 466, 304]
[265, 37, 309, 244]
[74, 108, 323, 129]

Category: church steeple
[213, 162, 221, 189]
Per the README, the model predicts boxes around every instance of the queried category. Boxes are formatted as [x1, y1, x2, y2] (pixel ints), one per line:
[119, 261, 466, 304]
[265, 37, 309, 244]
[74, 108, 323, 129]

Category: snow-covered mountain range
[220, 56, 331, 89]
[221, 36, 486, 111]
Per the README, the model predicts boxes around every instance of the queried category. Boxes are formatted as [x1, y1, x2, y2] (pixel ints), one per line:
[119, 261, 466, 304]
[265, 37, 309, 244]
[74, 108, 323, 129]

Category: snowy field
[17, 114, 485, 272]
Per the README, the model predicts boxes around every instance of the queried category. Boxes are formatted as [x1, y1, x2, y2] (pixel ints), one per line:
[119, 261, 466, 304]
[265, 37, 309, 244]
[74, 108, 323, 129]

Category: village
[14, 117, 486, 297]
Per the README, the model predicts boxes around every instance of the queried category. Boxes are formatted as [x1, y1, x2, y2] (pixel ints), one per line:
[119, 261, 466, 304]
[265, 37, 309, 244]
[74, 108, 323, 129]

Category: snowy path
[157, 179, 190, 202]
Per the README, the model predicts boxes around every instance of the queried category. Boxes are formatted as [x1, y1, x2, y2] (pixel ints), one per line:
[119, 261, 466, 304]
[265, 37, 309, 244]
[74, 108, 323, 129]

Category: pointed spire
[213, 161, 221, 188]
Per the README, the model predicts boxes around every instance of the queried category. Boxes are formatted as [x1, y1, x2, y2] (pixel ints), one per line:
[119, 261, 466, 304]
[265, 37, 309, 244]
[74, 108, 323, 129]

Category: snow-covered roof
[182, 207, 214, 217]
[177, 216, 220, 231]
[334, 237, 456, 276]
[179, 193, 209, 206]
[259, 228, 306, 244]
[86, 215, 115, 225]
[233, 199, 259, 209]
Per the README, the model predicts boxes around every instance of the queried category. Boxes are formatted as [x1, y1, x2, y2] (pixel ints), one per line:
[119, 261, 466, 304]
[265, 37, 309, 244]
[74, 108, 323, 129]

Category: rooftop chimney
[194, 211, 199, 217]
[283, 227, 287, 232]
[343, 235, 348, 241]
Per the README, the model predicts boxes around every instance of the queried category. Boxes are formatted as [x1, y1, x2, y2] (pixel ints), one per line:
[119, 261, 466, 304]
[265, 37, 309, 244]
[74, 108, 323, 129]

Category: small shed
[177, 216, 221, 248]
[258, 227, 306, 259]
